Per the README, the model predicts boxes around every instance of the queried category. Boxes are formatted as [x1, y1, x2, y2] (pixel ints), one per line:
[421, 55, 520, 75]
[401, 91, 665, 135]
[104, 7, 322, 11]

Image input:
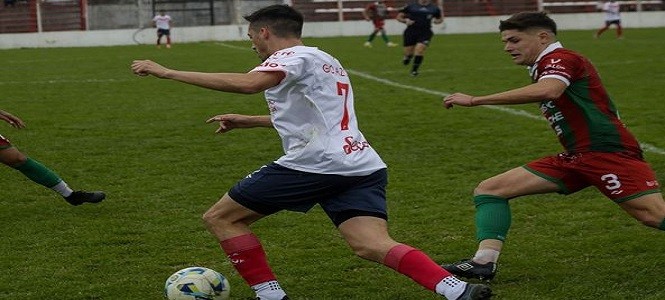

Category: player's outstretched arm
[0, 109, 26, 129]
[131, 60, 284, 94]
[205, 114, 273, 134]
[443, 78, 566, 108]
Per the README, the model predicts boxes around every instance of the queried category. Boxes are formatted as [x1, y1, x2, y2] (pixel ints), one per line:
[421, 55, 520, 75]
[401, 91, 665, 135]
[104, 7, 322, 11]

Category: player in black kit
[397, 0, 443, 76]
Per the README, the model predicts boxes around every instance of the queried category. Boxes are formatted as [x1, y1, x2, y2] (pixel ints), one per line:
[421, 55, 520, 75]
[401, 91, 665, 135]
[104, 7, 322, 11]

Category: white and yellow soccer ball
[164, 266, 231, 300]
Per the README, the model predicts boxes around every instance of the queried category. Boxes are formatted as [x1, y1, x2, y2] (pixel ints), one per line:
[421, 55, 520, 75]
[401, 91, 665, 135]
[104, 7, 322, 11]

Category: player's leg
[410, 41, 429, 76]
[614, 21, 623, 38]
[338, 216, 491, 300]
[165, 31, 172, 48]
[402, 29, 416, 65]
[156, 30, 163, 47]
[442, 165, 561, 280]
[326, 169, 491, 299]
[202, 193, 287, 300]
[0, 142, 104, 205]
[619, 193, 665, 230]
[365, 28, 379, 47]
[595, 21, 611, 37]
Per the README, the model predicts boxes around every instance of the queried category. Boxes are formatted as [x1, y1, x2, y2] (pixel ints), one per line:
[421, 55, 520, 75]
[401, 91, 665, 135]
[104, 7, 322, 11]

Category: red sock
[166, 37, 171, 44]
[220, 233, 276, 286]
[383, 244, 451, 291]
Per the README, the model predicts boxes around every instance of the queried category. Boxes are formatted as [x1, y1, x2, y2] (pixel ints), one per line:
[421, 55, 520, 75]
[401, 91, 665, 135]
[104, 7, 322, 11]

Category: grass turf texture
[0, 28, 663, 299]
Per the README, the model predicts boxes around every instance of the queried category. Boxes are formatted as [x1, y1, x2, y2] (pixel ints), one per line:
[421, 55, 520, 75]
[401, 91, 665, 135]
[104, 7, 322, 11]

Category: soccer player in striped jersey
[1, 109, 105, 205]
[132, 4, 491, 300]
[441, 11, 664, 281]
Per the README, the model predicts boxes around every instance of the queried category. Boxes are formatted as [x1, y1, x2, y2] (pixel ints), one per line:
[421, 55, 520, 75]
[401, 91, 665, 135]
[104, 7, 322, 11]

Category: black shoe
[253, 296, 289, 300]
[65, 191, 105, 206]
[411, 70, 419, 76]
[456, 283, 493, 300]
[403, 59, 411, 65]
[442, 259, 497, 281]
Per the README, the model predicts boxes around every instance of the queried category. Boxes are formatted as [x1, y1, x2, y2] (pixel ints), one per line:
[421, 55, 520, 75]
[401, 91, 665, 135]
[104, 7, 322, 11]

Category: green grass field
[1, 27, 663, 300]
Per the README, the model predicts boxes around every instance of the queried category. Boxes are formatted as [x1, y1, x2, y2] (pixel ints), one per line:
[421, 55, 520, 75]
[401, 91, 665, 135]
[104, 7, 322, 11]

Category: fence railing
[1, 0, 663, 34]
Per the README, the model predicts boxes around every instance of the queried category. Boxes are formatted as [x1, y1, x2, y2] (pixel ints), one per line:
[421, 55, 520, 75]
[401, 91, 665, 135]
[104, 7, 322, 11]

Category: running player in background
[132, 4, 491, 300]
[363, 1, 398, 48]
[1, 109, 105, 205]
[441, 11, 664, 281]
[396, 0, 443, 76]
[595, 0, 623, 39]
[152, 10, 173, 48]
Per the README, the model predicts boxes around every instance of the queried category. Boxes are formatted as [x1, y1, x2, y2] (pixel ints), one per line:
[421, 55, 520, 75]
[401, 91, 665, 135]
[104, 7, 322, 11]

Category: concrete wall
[1, 11, 664, 49]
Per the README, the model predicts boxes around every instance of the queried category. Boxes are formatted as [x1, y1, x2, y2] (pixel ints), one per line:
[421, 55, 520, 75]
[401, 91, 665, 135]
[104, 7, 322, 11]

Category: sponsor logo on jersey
[342, 136, 370, 154]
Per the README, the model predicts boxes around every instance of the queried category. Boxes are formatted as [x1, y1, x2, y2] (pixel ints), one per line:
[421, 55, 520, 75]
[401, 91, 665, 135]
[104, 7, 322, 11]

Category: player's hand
[131, 60, 171, 78]
[443, 93, 476, 109]
[205, 114, 254, 134]
[0, 110, 26, 129]
[405, 19, 414, 26]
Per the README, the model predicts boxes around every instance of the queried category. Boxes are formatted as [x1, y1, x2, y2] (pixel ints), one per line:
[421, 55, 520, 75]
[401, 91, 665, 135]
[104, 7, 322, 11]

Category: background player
[396, 0, 443, 76]
[362, 1, 397, 47]
[152, 10, 173, 48]
[595, 0, 622, 39]
[440, 11, 665, 281]
[132, 4, 491, 300]
[1, 109, 105, 205]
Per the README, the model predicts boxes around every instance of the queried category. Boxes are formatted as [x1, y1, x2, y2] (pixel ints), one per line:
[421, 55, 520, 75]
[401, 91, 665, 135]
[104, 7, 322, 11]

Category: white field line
[348, 68, 664, 156]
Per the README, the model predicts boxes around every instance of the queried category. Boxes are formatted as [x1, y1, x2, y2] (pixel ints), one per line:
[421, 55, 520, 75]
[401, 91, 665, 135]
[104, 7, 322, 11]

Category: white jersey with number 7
[250, 46, 386, 176]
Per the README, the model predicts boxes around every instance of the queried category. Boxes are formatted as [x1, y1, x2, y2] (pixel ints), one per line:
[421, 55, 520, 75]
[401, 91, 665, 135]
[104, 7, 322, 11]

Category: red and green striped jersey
[531, 47, 642, 155]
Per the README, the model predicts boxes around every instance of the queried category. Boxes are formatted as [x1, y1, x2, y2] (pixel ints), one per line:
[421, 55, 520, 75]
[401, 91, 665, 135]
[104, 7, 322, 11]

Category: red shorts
[372, 19, 385, 30]
[0, 133, 11, 149]
[525, 152, 661, 203]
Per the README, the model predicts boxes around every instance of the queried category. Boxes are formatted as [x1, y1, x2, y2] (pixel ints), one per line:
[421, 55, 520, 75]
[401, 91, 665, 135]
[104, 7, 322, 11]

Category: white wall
[1, 11, 663, 49]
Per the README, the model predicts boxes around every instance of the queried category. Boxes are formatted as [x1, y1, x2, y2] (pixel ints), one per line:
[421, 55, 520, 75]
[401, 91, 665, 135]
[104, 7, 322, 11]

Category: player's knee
[202, 208, 227, 231]
[473, 178, 502, 196]
[0, 148, 27, 167]
[348, 242, 381, 262]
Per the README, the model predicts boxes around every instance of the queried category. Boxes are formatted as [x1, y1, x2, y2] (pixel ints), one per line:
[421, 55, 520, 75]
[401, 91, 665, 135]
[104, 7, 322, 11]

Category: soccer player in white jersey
[152, 10, 173, 48]
[595, 0, 622, 39]
[132, 4, 491, 300]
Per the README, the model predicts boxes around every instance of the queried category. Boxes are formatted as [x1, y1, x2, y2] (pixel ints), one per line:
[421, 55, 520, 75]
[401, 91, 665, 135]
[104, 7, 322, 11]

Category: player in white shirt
[595, 0, 622, 39]
[152, 10, 173, 48]
[132, 4, 491, 300]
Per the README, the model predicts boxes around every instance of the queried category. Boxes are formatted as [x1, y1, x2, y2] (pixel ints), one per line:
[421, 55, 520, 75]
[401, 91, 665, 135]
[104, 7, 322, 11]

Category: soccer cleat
[442, 259, 497, 281]
[363, 41, 372, 48]
[386, 42, 397, 47]
[410, 70, 419, 76]
[456, 283, 493, 300]
[254, 297, 289, 300]
[166, 44, 171, 48]
[65, 191, 106, 206]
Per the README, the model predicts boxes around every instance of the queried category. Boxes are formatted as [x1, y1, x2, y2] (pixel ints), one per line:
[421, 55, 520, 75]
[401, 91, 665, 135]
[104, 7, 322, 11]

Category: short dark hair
[499, 12, 557, 35]
[244, 5, 304, 38]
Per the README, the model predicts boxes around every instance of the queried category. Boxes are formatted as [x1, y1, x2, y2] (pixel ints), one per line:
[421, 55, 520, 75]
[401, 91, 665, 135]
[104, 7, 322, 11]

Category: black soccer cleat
[456, 283, 493, 300]
[411, 70, 419, 76]
[442, 259, 497, 281]
[65, 191, 106, 206]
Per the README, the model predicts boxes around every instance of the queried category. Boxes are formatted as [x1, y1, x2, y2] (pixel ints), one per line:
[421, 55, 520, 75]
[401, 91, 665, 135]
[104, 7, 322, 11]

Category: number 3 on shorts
[601, 173, 622, 192]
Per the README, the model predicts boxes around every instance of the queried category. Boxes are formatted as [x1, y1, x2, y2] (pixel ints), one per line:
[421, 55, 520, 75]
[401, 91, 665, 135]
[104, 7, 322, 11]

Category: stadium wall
[1, 11, 663, 49]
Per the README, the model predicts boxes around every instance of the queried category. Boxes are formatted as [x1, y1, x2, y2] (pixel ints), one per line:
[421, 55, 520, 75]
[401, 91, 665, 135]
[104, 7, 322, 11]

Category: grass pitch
[0, 27, 663, 299]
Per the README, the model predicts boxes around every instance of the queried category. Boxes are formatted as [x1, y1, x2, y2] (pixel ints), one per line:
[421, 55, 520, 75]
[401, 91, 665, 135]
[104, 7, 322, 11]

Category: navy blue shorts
[228, 163, 388, 226]
[403, 27, 433, 47]
[157, 28, 170, 36]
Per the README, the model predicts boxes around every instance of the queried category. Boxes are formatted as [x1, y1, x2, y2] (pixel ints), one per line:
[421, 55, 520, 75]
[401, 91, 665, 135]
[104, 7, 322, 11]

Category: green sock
[367, 32, 376, 42]
[659, 218, 665, 231]
[474, 194, 511, 242]
[381, 32, 389, 43]
[13, 157, 63, 188]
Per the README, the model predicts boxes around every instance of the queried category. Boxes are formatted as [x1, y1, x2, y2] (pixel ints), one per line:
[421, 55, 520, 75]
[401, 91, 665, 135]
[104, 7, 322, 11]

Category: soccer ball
[164, 266, 231, 300]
